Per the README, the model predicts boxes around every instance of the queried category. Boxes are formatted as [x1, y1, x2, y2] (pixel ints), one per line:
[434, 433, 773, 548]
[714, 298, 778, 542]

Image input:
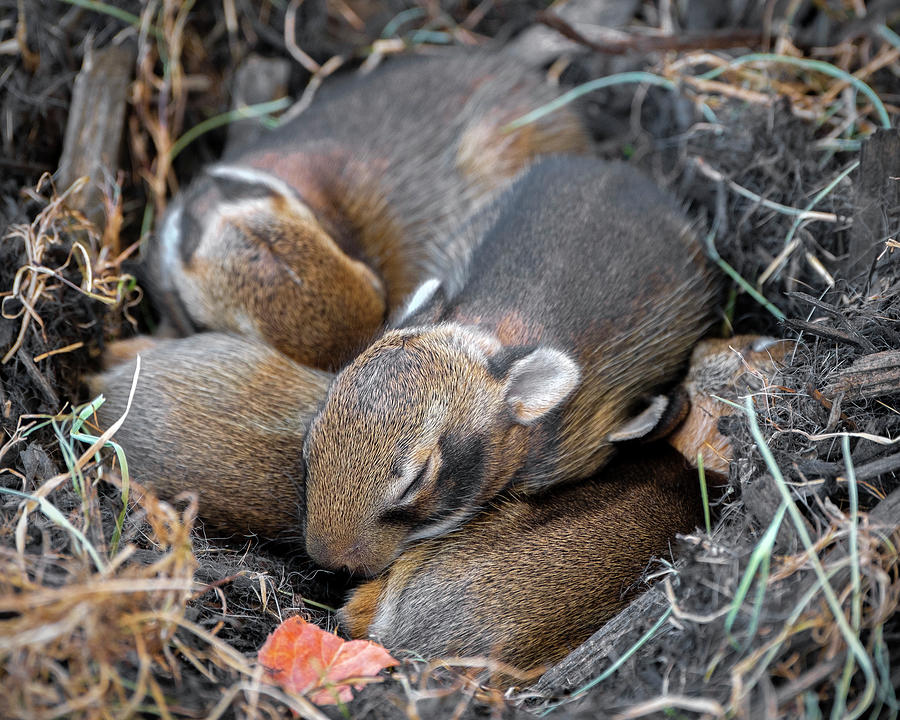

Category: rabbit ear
[607, 389, 691, 444]
[391, 278, 445, 327]
[503, 348, 580, 425]
[607, 396, 671, 443]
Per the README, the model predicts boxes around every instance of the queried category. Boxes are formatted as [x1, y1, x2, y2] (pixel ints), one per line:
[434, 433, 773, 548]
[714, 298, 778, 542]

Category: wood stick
[57, 43, 135, 227]
[536, 12, 763, 56]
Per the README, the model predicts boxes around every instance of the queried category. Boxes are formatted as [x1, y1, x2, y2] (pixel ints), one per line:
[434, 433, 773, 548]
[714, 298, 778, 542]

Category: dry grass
[1, 175, 140, 365]
[0, 467, 198, 719]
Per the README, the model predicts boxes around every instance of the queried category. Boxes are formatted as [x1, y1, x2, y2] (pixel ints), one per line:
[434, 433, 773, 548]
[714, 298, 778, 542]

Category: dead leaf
[258, 615, 398, 705]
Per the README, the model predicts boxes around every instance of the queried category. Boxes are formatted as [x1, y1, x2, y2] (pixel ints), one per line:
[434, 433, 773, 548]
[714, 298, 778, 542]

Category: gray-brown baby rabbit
[146, 52, 591, 369]
[90, 331, 786, 682]
[336, 335, 790, 681]
[89, 333, 332, 540]
[338, 443, 703, 678]
[302, 156, 721, 576]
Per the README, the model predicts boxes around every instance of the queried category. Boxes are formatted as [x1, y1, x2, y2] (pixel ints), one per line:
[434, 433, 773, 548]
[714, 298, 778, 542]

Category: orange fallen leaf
[258, 615, 398, 705]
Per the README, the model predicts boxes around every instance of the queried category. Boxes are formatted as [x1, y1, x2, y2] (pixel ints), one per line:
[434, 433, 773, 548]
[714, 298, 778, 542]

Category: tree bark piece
[784, 318, 872, 348]
[847, 129, 900, 279]
[824, 350, 900, 400]
[528, 588, 669, 697]
[505, 0, 640, 67]
[57, 43, 135, 227]
[536, 13, 762, 56]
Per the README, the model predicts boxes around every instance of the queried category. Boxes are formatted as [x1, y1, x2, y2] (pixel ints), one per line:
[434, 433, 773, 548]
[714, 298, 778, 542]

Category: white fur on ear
[158, 202, 183, 284]
[209, 164, 302, 202]
[751, 336, 784, 352]
[395, 278, 441, 325]
[606, 395, 669, 442]
[505, 348, 581, 424]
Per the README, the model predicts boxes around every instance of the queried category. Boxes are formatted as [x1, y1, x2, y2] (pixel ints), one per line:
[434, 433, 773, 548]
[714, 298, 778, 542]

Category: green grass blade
[72, 431, 131, 556]
[705, 230, 786, 321]
[505, 72, 718, 133]
[697, 452, 712, 535]
[57, 0, 163, 38]
[834, 434, 863, 720]
[783, 161, 858, 249]
[743, 551, 770, 652]
[742, 398, 876, 719]
[871, 624, 898, 720]
[0, 487, 107, 572]
[877, 24, 900, 51]
[169, 97, 293, 161]
[72, 395, 105, 434]
[725, 501, 787, 643]
[741, 564, 842, 708]
[381, 7, 425, 38]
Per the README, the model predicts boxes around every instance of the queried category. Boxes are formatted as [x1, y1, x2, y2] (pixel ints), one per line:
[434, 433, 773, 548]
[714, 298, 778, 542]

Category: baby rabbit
[90, 330, 785, 680]
[338, 443, 704, 677]
[88, 333, 785, 544]
[337, 336, 789, 679]
[302, 156, 721, 576]
[666, 335, 790, 475]
[89, 333, 332, 540]
[146, 52, 591, 369]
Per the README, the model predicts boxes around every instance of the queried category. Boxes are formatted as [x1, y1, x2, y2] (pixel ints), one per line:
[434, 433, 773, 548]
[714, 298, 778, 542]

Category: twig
[284, 0, 321, 73]
[536, 12, 762, 56]
[693, 158, 842, 223]
[33, 341, 85, 363]
[783, 319, 871, 348]
[16, 348, 60, 408]
[611, 694, 725, 719]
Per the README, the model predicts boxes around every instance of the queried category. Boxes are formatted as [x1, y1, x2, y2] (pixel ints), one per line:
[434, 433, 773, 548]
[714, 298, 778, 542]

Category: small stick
[783, 319, 870, 348]
[537, 11, 762, 56]
[16, 347, 61, 409]
[694, 158, 843, 223]
[33, 341, 85, 363]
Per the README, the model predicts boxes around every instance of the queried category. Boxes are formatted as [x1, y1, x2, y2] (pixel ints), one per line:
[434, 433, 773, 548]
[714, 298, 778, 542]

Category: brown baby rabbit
[146, 52, 591, 369]
[666, 335, 790, 475]
[338, 443, 704, 677]
[89, 330, 785, 680]
[89, 333, 332, 540]
[336, 335, 790, 679]
[303, 156, 721, 575]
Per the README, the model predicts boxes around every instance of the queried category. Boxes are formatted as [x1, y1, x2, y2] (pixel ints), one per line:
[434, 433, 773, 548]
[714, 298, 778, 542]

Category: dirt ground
[1, 1, 899, 718]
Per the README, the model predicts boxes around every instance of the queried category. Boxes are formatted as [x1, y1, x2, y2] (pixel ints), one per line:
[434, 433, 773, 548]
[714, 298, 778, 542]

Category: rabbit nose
[306, 536, 362, 570]
[305, 536, 333, 567]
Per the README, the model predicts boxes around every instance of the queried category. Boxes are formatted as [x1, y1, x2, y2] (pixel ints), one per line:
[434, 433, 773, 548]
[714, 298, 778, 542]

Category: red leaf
[258, 615, 398, 705]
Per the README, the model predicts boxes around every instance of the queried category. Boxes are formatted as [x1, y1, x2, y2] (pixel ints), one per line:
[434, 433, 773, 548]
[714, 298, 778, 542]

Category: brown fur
[87, 334, 783, 546]
[89, 330, 778, 682]
[144, 52, 591, 369]
[154, 179, 387, 369]
[303, 157, 721, 575]
[337, 443, 703, 679]
[335, 338, 787, 680]
[88, 333, 333, 540]
[668, 335, 790, 475]
[98, 335, 162, 370]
